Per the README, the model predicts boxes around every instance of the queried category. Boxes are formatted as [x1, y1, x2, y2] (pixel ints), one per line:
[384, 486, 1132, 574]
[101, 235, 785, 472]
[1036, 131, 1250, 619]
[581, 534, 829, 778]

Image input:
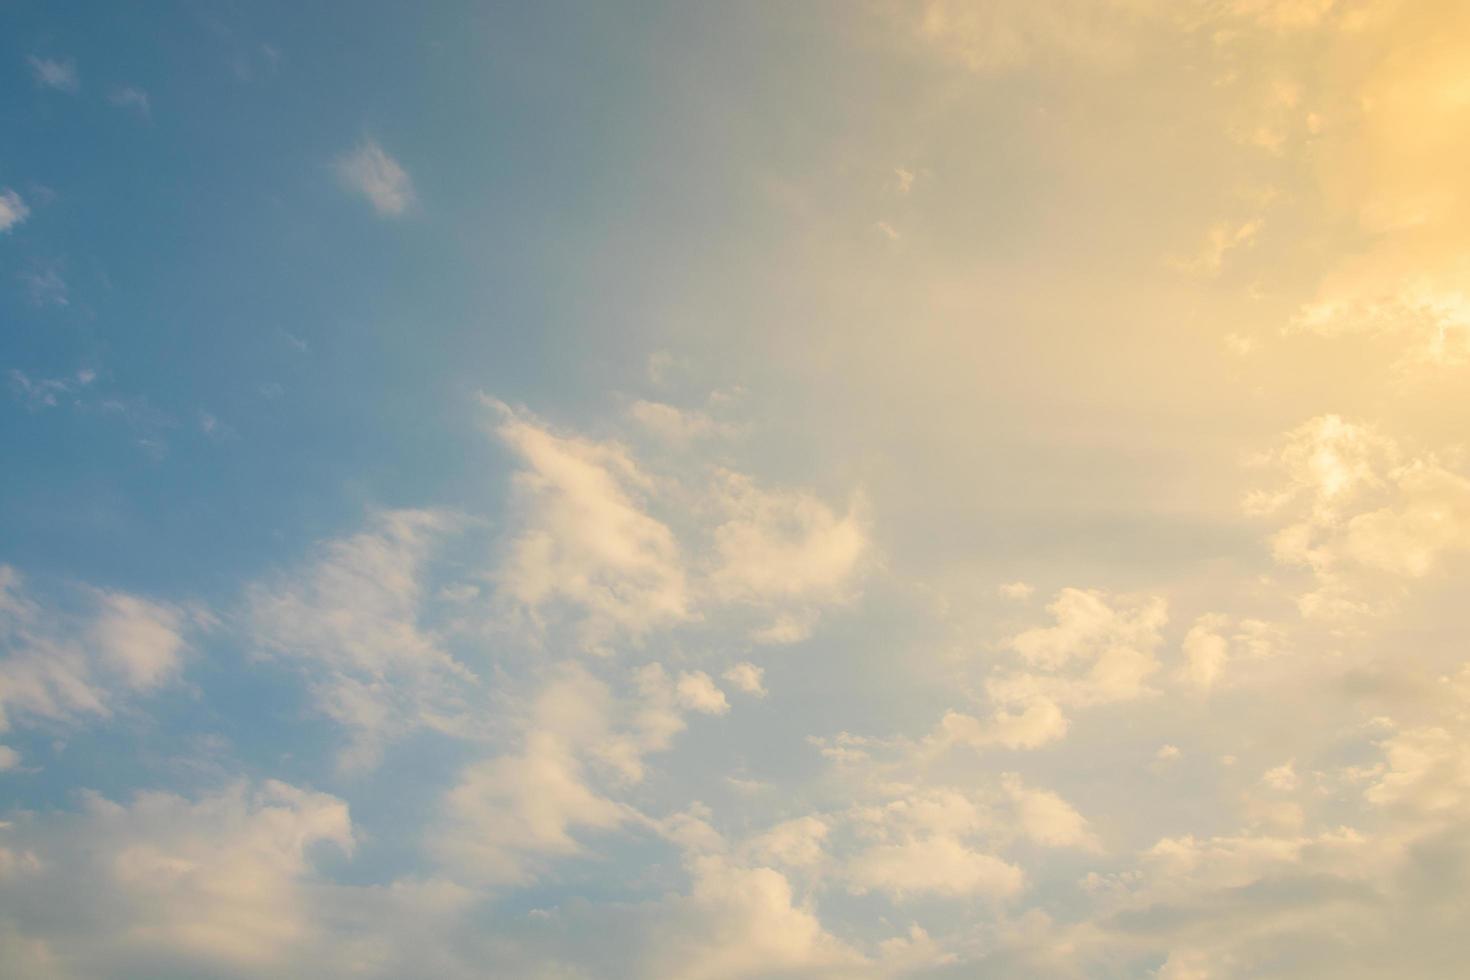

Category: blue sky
[5, 2, 1470, 978]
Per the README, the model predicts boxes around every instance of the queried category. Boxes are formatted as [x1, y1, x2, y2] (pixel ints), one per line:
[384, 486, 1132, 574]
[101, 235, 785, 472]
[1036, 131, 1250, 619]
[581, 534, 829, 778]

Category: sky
[3, 1, 1470, 977]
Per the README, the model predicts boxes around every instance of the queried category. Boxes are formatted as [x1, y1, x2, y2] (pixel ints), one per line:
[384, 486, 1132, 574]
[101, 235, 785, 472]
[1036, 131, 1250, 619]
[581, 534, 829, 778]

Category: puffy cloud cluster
[940, 588, 1167, 751]
[1247, 416, 1470, 617]
[0, 781, 352, 976]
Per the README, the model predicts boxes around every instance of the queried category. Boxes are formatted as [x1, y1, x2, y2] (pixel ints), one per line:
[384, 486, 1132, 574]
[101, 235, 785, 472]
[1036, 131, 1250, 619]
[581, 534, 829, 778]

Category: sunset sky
[4, 2, 1470, 977]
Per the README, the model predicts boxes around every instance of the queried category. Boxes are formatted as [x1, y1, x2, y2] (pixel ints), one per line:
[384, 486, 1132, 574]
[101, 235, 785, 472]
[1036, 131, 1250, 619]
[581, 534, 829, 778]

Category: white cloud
[675, 671, 730, 715]
[20, 267, 67, 307]
[0, 189, 28, 233]
[335, 139, 415, 217]
[911, 0, 1150, 74]
[7, 367, 94, 411]
[642, 855, 865, 980]
[247, 509, 475, 768]
[1169, 218, 1262, 276]
[84, 592, 187, 690]
[721, 661, 766, 697]
[1247, 417, 1470, 616]
[0, 566, 190, 734]
[935, 699, 1069, 751]
[628, 400, 732, 445]
[0, 745, 21, 772]
[432, 662, 719, 886]
[749, 609, 819, 645]
[847, 834, 1024, 900]
[998, 580, 1035, 600]
[487, 399, 690, 651]
[949, 589, 1168, 750]
[0, 780, 352, 973]
[27, 56, 78, 93]
[707, 470, 868, 607]
[745, 816, 828, 869]
[1002, 773, 1101, 851]
[106, 85, 150, 117]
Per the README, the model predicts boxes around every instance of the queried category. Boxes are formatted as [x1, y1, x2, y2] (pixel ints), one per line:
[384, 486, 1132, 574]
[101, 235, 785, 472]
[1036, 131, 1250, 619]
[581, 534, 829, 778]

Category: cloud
[0, 780, 352, 973]
[707, 470, 869, 607]
[247, 509, 476, 768]
[106, 85, 150, 117]
[947, 589, 1167, 748]
[675, 671, 730, 715]
[89, 593, 188, 690]
[1001, 773, 1101, 851]
[19, 267, 67, 307]
[628, 400, 733, 445]
[0, 566, 190, 734]
[909, 0, 1152, 74]
[486, 398, 870, 652]
[6, 367, 94, 411]
[721, 662, 766, 697]
[1177, 613, 1283, 691]
[847, 834, 1024, 900]
[432, 662, 724, 886]
[1280, 2, 1470, 366]
[1247, 417, 1470, 616]
[335, 139, 415, 216]
[935, 699, 1069, 751]
[1169, 218, 1262, 276]
[0, 189, 28, 233]
[487, 399, 691, 652]
[645, 855, 866, 979]
[998, 580, 1035, 600]
[27, 56, 78, 93]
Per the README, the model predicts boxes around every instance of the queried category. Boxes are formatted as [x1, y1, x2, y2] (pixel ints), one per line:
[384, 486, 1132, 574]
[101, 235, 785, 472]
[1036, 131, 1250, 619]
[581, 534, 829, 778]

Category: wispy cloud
[334, 139, 414, 217]
[27, 55, 79, 93]
[106, 85, 150, 117]
[7, 367, 95, 410]
[19, 266, 68, 307]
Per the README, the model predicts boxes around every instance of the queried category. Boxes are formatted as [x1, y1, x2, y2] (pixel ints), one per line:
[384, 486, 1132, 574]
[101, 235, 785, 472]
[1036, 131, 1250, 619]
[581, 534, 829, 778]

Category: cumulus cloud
[1247, 416, 1470, 616]
[675, 670, 730, 715]
[1178, 613, 1283, 691]
[998, 580, 1035, 600]
[0, 780, 352, 974]
[848, 835, 1023, 900]
[721, 661, 766, 697]
[1001, 773, 1101, 851]
[937, 588, 1166, 752]
[640, 854, 865, 980]
[0, 189, 28, 233]
[335, 139, 414, 217]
